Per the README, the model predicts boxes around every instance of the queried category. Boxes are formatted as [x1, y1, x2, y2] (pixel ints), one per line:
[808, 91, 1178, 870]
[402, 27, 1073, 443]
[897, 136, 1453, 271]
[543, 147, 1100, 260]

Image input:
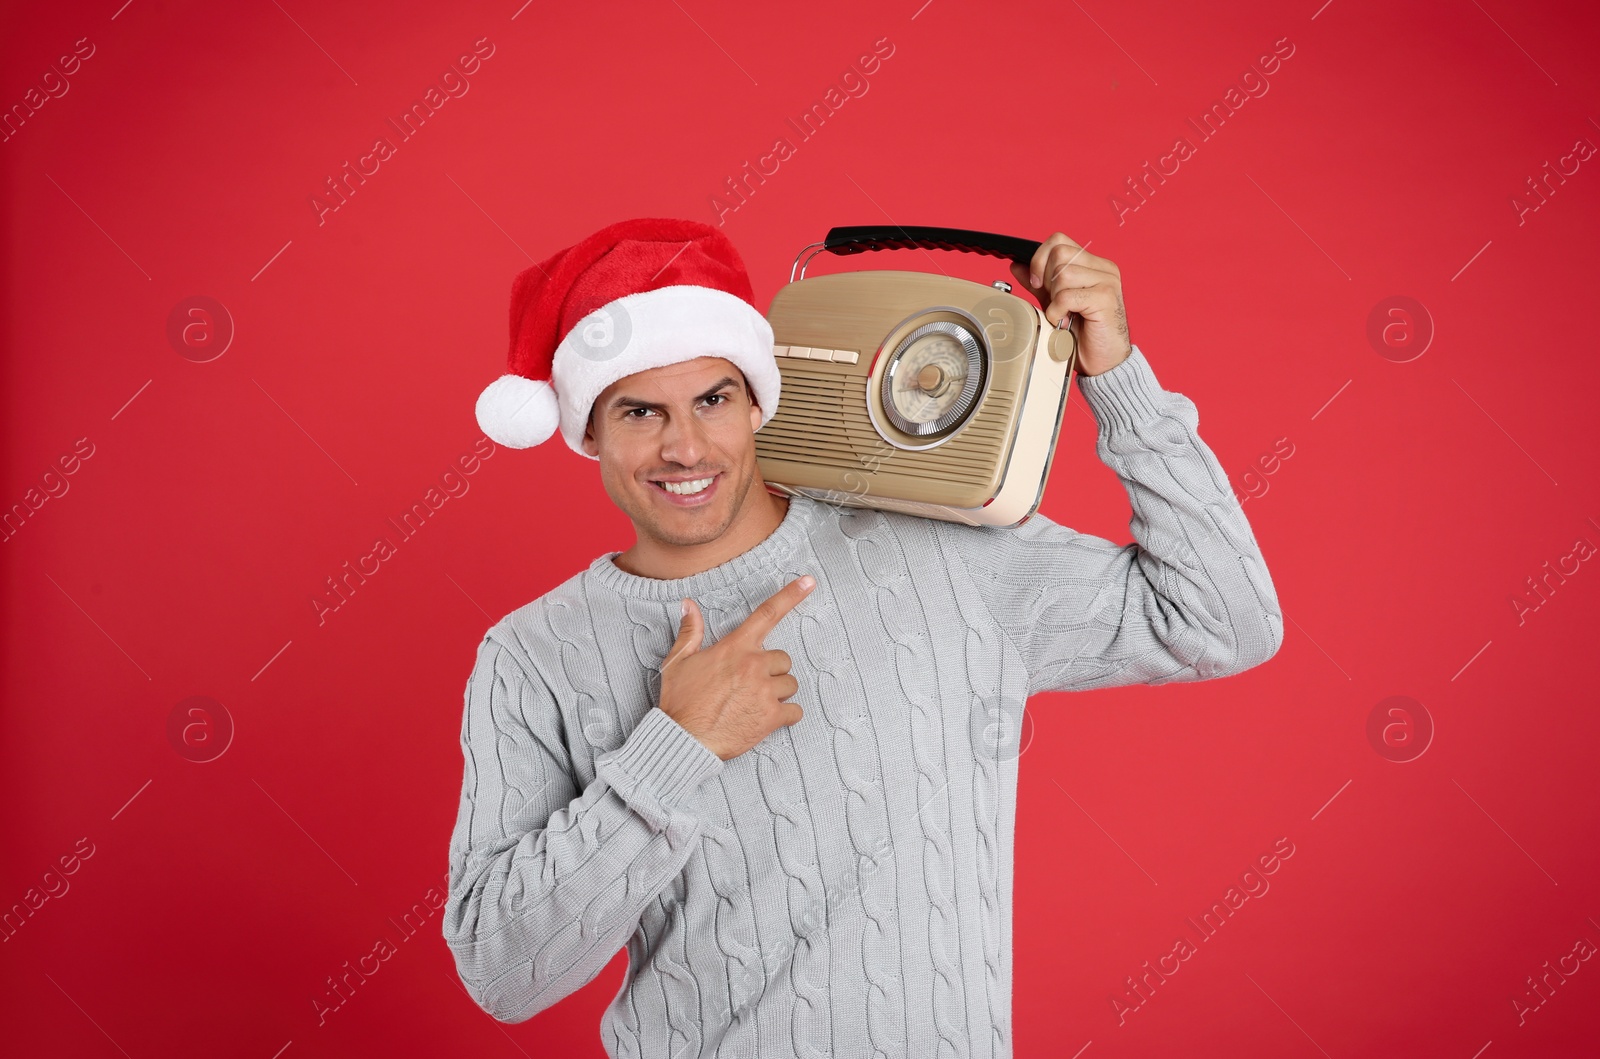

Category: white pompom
[475, 374, 560, 449]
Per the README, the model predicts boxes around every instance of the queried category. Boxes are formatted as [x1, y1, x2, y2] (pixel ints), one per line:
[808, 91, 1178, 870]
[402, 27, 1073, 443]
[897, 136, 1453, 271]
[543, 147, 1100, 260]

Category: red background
[4, 0, 1599, 1056]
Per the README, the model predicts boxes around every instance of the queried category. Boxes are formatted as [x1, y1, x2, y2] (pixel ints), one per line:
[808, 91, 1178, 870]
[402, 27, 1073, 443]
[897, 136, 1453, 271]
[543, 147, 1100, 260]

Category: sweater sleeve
[932, 344, 1283, 696]
[442, 631, 724, 1023]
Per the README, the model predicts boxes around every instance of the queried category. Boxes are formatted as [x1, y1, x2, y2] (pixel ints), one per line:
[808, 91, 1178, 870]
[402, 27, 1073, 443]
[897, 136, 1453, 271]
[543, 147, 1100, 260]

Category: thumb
[668, 598, 703, 661]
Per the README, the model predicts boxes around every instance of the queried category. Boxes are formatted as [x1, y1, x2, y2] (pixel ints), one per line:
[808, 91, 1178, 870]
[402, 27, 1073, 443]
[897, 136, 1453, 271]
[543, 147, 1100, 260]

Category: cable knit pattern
[956, 604, 1014, 1059]
[443, 345, 1283, 1056]
[849, 513, 968, 1058]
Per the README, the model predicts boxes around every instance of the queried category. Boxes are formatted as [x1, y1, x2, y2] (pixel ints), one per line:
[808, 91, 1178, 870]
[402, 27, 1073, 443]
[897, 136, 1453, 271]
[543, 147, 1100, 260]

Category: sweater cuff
[594, 707, 723, 834]
[1075, 344, 1167, 435]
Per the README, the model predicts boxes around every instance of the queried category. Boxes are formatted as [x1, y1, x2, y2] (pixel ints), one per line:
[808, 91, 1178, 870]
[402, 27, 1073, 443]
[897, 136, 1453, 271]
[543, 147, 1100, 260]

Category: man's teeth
[660, 476, 714, 496]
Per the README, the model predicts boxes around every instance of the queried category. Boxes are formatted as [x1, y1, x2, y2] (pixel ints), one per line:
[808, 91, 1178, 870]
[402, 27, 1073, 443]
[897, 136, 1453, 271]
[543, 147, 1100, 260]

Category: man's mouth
[650, 474, 719, 497]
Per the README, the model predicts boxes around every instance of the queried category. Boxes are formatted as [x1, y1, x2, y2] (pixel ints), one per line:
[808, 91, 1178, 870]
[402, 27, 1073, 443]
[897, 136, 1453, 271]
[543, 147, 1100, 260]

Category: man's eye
[625, 395, 726, 419]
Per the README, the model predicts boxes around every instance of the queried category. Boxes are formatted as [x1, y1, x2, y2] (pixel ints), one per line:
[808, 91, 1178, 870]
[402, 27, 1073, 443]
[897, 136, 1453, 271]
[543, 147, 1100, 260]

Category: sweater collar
[585, 491, 820, 603]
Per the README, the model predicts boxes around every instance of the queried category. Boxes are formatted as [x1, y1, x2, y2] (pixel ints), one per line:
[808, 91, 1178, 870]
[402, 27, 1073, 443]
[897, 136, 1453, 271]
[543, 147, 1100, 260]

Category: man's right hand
[658, 575, 815, 761]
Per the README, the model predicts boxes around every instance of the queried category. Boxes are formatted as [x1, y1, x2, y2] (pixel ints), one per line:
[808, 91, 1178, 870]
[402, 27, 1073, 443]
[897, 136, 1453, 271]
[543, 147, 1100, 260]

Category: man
[445, 217, 1282, 1057]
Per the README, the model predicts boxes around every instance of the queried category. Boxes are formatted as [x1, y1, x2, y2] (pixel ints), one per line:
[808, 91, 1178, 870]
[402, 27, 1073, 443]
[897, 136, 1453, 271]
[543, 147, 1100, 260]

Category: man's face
[582, 356, 765, 549]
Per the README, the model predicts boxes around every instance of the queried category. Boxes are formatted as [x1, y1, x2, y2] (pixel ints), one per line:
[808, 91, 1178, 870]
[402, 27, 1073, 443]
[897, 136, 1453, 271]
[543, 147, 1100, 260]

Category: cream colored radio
[756, 225, 1079, 527]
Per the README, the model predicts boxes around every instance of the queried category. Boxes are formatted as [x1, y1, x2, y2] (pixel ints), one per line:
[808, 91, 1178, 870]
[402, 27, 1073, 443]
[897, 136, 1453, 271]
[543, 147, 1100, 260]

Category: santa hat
[475, 217, 780, 460]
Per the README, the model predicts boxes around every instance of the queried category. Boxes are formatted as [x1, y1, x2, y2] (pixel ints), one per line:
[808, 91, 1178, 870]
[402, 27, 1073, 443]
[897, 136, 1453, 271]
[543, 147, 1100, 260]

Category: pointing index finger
[733, 574, 815, 646]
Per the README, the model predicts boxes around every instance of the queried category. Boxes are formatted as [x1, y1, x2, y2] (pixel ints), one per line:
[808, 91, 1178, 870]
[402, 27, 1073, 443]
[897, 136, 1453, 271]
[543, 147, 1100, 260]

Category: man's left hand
[1009, 233, 1132, 378]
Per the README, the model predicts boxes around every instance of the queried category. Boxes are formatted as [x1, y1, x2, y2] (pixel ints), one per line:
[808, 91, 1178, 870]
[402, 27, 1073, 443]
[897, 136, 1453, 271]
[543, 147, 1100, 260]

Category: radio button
[772, 345, 859, 364]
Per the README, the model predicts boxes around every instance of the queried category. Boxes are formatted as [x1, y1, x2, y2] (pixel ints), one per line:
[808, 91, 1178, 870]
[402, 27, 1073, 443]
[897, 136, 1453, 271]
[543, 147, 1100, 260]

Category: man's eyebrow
[605, 376, 741, 413]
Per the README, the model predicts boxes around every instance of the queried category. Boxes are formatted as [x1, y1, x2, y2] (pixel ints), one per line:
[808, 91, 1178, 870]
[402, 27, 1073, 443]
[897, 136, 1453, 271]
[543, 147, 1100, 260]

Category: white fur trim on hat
[553, 285, 779, 460]
[476, 374, 561, 449]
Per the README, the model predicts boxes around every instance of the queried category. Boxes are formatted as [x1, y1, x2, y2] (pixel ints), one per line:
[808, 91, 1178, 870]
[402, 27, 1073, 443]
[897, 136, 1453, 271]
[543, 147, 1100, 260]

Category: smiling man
[445, 217, 1284, 1057]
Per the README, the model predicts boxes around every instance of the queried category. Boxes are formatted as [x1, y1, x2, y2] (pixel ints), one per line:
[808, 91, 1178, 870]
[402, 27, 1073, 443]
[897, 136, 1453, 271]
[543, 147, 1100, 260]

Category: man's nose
[659, 407, 709, 467]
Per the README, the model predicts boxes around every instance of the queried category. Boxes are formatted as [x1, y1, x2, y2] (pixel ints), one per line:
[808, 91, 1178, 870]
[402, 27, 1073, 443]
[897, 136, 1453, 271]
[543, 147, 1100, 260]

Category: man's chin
[638, 476, 743, 535]
[640, 509, 733, 548]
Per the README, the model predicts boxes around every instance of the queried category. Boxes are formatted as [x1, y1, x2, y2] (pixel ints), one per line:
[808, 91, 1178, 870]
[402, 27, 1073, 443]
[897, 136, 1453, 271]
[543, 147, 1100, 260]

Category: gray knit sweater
[443, 345, 1283, 1057]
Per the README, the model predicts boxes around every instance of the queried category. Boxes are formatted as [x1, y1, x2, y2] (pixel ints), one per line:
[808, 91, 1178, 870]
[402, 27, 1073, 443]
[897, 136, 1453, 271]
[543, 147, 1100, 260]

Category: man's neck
[613, 487, 790, 580]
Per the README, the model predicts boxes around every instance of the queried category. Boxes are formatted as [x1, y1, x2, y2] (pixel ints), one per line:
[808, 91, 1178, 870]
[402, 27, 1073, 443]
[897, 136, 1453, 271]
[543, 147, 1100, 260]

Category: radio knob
[1048, 324, 1076, 364]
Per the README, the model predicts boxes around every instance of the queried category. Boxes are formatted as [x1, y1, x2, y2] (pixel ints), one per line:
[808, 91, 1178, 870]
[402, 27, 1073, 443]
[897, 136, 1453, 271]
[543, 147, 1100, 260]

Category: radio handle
[790, 226, 1042, 281]
[825, 225, 1039, 263]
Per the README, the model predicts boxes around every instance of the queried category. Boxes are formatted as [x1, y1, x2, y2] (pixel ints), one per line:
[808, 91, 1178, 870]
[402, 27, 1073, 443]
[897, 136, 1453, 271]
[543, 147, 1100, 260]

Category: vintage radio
[755, 225, 1079, 527]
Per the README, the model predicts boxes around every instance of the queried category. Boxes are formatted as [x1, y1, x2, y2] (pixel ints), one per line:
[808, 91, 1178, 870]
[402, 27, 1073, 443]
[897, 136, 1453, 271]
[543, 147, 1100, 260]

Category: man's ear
[744, 375, 761, 432]
[582, 410, 599, 458]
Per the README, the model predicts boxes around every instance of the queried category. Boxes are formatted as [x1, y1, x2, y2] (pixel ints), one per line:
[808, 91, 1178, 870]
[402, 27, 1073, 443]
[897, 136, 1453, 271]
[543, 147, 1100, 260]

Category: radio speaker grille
[755, 369, 1015, 485]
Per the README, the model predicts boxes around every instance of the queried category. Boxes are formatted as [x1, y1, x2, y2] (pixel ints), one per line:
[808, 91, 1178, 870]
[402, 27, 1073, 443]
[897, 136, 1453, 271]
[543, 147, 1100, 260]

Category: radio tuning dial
[880, 318, 987, 440]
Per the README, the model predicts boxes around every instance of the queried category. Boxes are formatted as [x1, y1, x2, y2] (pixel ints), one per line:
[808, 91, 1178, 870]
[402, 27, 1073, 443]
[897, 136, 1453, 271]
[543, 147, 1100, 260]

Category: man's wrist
[1075, 346, 1131, 378]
